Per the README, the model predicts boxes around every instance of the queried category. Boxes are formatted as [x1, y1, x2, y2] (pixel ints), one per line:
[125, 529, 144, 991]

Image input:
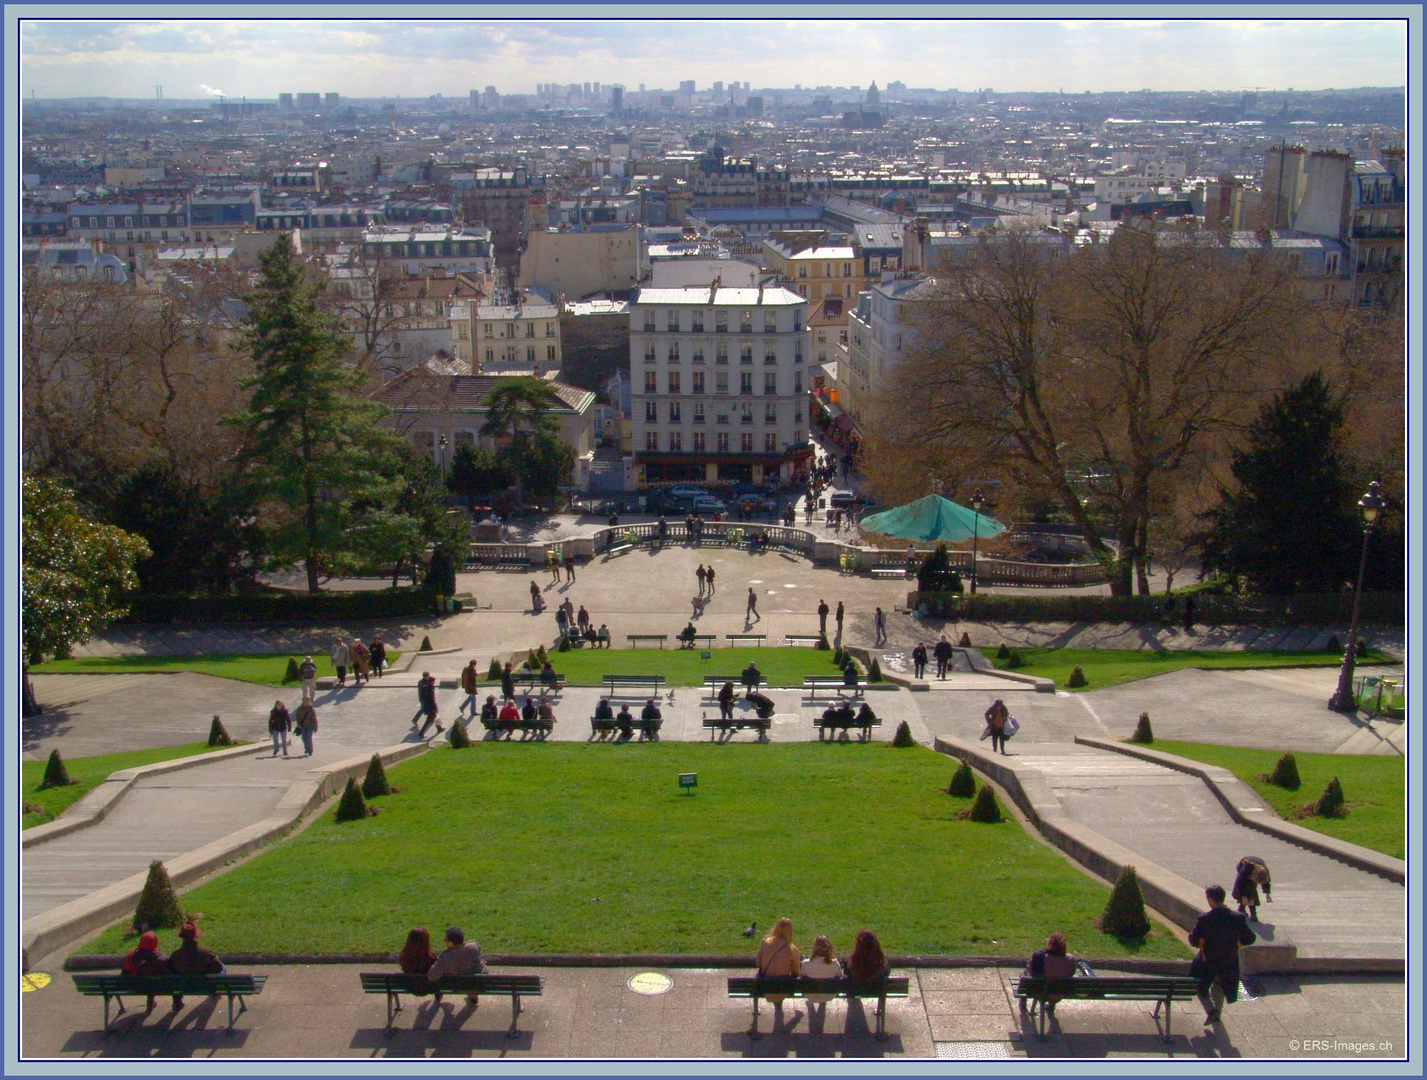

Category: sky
[18, 17, 1408, 101]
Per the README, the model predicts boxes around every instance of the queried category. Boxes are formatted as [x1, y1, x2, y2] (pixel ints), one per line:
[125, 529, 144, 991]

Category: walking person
[746, 587, 760, 622]
[350, 638, 371, 687]
[414, 671, 444, 737]
[874, 606, 887, 646]
[984, 699, 1010, 755]
[555, 605, 570, 641]
[548, 552, 562, 586]
[298, 656, 317, 703]
[1188, 885, 1256, 1025]
[818, 599, 829, 636]
[268, 700, 291, 758]
[370, 636, 386, 678]
[912, 642, 928, 680]
[564, 552, 577, 583]
[933, 636, 953, 680]
[293, 697, 318, 757]
[330, 639, 349, 688]
[500, 661, 516, 702]
[697, 564, 708, 597]
[835, 600, 845, 637]
[704, 563, 715, 594]
[459, 659, 480, 717]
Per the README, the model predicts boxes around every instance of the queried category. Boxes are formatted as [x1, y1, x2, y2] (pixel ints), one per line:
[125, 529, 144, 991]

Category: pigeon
[741, 922, 757, 938]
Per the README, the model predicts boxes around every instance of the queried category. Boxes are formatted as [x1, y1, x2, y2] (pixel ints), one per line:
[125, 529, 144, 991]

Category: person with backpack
[298, 656, 317, 702]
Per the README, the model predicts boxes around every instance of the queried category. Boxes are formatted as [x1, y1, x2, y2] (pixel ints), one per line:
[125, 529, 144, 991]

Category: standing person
[370, 636, 387, 679]
[1183, 595, 1196, 632]
[1231, 857, 1273, 922]
[1188, 885, 1256, 1025]
[697, 564, 708, 596]
[330, 639, 349, 688]
[555, 605, 570, 641]
[704, 562, 715, 594]
[717, 680, 736, 722]
[350, 639, 371, 687]
[529, 580, 542, 610]
[755, 918, 802, 1013]
[268, 700, 292, 758]
[746, 587, 759, 622]
[835, 601, 845, 636]
[874, 607, 887, 646]
[577, 605, 590, 634]
[818, 599, 830, 635]
[500, 661, 516, 701]
[414, 672, 444, 737]
[427, 927, 486, 1006]
[459, 659, 481, 717]
[984, 699, 1009, 755]
[548, 552, 562, 585]
[298, 656, 317, 703]
[166, 922, 225, 1010]
[293, 697, 318, 757]
[912, 642, 928, 680]
[933, 636, 953, 680]
[564, 551, 577, 583]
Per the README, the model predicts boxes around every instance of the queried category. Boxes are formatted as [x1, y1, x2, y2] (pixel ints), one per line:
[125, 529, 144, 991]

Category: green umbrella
[859, 495, 1006, 544]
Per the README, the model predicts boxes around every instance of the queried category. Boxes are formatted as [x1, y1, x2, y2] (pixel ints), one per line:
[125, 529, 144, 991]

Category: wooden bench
[359, 972, 544, 1037]
[480, 716, 554, 740]
[512, 672, 566, 693]
[870, 566, 907, 579]
[725, 633, 766, 647]
[727, 975, 910, 1041]
[703, 714, 771, 741]
[677, 634, 718, 650]
[782, 635, 825, 647]
[589, 715, 662, 740]
[602, 673, 667, 696]
[804, 675, 864, 699]
[815, 712, 882, 741]
[1013, 974, 1201, 1042]
[71, 973, 267, 1033]
[626, 634, 669, 649]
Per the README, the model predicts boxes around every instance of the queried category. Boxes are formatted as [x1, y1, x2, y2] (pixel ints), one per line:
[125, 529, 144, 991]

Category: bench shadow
[61, 1000, 253, 1057]
[352, 1022, 536, 1057]
[1015, 1008, 1234, 1058]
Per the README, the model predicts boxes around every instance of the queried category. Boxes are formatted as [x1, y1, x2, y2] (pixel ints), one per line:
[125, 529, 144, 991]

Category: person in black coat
[717, 681, 736, 722]
[1188, 885, 1256, 1024]
[912, 642, 928, 680]
[933, 637, 953, 679]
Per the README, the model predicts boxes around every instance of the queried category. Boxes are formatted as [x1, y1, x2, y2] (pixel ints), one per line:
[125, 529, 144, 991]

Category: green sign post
[678, 772, 697, 795]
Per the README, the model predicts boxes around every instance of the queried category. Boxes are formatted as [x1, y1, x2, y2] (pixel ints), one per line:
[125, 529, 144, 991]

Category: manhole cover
[21, 973, 51, 992]
[626, 971, 673, 996]
[935, 1041, 1012, 1059]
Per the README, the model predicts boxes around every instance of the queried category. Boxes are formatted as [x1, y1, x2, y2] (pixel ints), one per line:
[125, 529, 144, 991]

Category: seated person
[741, 661, 763, 692]
[537, 696, 557, 724]
[427, 926, 486, 1006]
[842, 660, 861, 688]
[521, 696, 538, 722]
[746, 690, 776, 720]
[844, 929, 890, 982]
[532, 593, 546, 614]
[122, 930, 168, 1011]
[498, 698, 520, 729]
[479, 696, 499, 723]
[678, 622, 698, 647]
[616, 702, 635, 740]
[399, 927, 437, 975]
[640, 697, 663, 724]
[1024, 932, 1079, 1015]
[583, 626, 599, 646]
[596, 624, 611, 649]
[539, 660, 559, 690]
[593, 696, 615, 722]
[518, 659, 534, 676]
[855, 701, 878, 726]
[166, 922, 225, 1011]
[832, 701, 856, 725]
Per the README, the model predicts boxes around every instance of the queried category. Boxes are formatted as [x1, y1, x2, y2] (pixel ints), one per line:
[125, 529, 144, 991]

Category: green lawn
[1150, 740, 1404, 859]
[24, 743, 234, 829]
[991, 647, 1388, 692]
[33, 651, 400, 687]
[78, 744, 1188, 961]
[526, 646, 855, 687]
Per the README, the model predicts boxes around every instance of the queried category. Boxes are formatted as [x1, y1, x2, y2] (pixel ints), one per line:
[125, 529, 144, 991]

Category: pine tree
[38, 749, 73, 789]
[1129, 712, 1154, 744]
[1100, 865, 1151, 938]
[487, 657, 503, 681]
[448, 720, 471, 749]
[1007, 650, 1025, 670]
[996, 643, 1011, 660]
[968, 783, 1002, 823]
[1268, 753, 1301, 789]
[959, 632, 972, 648]
[868, 658, 883, 682]
[335, 776, 369, 821]
[891, 720, 914, 747]
[420, 635, 433, 651]
[132, 860, 184, 932]
[283, 657, 301, 683]
[916, 543, 964, 593]
[1066, 665, 1086, 687]
[207, 715, 233, 747]
[1313, 776, 1346, 817]
[362, 753, 392, 797]
[948, 761, 977, 797]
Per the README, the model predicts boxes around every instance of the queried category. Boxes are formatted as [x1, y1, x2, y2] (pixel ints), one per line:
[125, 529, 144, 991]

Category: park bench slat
[727, 975, 909, 1040]
[724, 634, 766, 646]
[1013, 975, 1200, 1042]
[589, 716, 662, 740]
[360, 972, 543, 1037]
[804, 676, 864, 698]
[72, 973, 267, 1033]
[602, 674, 667, 693]
[625, 635, 668, 648]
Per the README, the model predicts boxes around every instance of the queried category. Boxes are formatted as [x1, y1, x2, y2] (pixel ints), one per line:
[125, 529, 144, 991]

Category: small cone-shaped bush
[1099, 865, 1151, 939]
[487, 657, 503, 681]
[1355, 638, 1368, 658]
[335, 776, 369, 822]
[283, 657, 301, 683]
[815, 633, 830, 650]
[1007, 650, 1025, 670]
[38, 749, 73, 789]
[557, 634, 571, 652]
[362, 753, 392, 797]
[868, 658, 883, 682]
[891, 720, 915, 747]
[959, 632, 972, 648]
[1325, 634, 1342, 654]
[968, 783, 1002, 823]
[832, 645, 845, 667]
[420, 635, 434, 652]
[1129, 712, 1154, 744]
[535, 644, 548, 664]
[995, 643, 1010, 660]
[948, 761, 977, 797]
[1313, 776, 1346, 818]
[132, 860, 184, 932]
[1269, 752, 1301, 790]
[448, 720, 471, 749]
[1066, 665, 1087, 687]
[207, 715, 233, 747]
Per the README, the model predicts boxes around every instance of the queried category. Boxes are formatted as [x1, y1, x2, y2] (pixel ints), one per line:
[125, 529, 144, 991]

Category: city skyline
[20, 17, 1407, 101]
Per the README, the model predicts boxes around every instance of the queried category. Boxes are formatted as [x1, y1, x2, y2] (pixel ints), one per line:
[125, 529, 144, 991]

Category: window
[715, 371, 729, 395]
[716, 410, 729, 426]
[741, 403, 754, 425]
[741, 372, 755, 395]
[669, 431, 682, 451]
[546, 323, 556, 337]
[691, 311, 704, 332]
[764, 313, 777, 333]
[817, 349, 826, 364]
[843, 263, 853, 277]
[526, 347, 535, 362]
[644, 371, 657, 393]
[668, 343, 680, 362]
[741, 433, 755, 452]
[765, 402, 778, 422]
[665, 311, 679, 332]
[740, 310, 752, 333]
[715, 311, 727, 333]
[645, 401, 658, 422]
[646, 431, 659, 451]
[794, 371, 803, 393]
[795, 341, 804, 363]
[798, 265, 808, 278]
[764, 372, 777, 394]
[692, 347, 705, 364]
[740, 346, 753, 365]
[692, 371, 705, 394]
[645, 345, 657, 362]
[547, 345, 557, 361]
[484, 324, 493, 337]
[794, 429, 804, 445]
[693, 402, 705, 423]
[525, 323, 536, 338]
[668, 371, 681, 394]
[485, 349, 494, 363]
[693, 431, 706, 451]
[717, 432, 730, 452]
[716, 343, 729, 365]
[455, 431, 475, 449]
[764, 348, 777, 365]
[795, 401, 804, 422]
[765, 433, 778, 452]
[793, 312, 803, 332]
[1325, 253, 1340, 276]
[644, 313, 657, 332]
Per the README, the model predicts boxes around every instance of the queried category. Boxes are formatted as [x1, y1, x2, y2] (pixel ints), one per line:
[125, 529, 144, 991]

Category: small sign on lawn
[678, 772, 697, 795]
[701, 651, 712, 660]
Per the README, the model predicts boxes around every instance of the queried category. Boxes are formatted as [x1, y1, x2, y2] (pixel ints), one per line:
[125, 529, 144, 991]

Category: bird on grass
[741, 922, 757, 938]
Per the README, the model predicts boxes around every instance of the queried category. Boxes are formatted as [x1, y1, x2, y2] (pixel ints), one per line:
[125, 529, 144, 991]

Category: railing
[467, 543, 536, 565]
[597, 523, 818, 554]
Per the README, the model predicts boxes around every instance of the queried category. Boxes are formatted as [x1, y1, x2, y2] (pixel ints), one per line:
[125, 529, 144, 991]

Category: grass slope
[33, 651, 400, 687]
[24, 743, 229, 829]
[991, 647, 1388, 692]
[515, 646, 852, 687]
[1150, 740, 1404, 859]
[79, 744, 1187, 960]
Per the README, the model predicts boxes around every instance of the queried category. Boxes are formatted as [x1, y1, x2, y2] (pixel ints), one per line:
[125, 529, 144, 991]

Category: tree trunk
[1135, 514, 1152, 596]
[306, 555, 321, 593]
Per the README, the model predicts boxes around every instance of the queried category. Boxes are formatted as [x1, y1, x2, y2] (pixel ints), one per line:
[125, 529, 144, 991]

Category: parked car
[692, 495, 727, 514]
[669, 485, 709, 500]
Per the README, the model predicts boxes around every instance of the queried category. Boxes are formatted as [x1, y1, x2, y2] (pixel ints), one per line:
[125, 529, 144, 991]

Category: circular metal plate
[625, 971, 673, 996]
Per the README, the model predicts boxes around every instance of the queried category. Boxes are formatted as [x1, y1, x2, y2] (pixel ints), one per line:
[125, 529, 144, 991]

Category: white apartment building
[844, 272, 937, 421]
[629, 281, 813, 488]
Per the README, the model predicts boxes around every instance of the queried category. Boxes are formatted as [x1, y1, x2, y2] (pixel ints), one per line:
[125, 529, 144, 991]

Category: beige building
[518, 226, 639, 300]
[468, 300, 563, 375]
[761, 234, 862, 303]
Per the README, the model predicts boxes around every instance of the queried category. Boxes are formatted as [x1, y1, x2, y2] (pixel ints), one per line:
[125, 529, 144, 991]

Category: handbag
[1004, 716, 1020, 738]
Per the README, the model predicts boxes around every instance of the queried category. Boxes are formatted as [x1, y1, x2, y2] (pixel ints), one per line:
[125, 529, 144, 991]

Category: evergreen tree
[916, 544, 964, 593]
[227, 233, 406, 593]
[1313, 776, 1346, 817]
[967, 784, 1002, 822]
[479, 377, 567, 507]
[1100, 865, 1151, 938]
[1268, 752, 1301, 789]
[1201, 372, 1358, 594]
[132, 860, 184, 932]
[448, 720, 472, 748]
[38, 749, 73, 789]
[890, 720, 915, 747]
[948, 761, 977, 797]
[207, 715, 233, 747]
[361, 753, 392, 797]
[446, 443, 513, 510]
[1129, 712, 1154, 744]
[335, 776, 369, 821]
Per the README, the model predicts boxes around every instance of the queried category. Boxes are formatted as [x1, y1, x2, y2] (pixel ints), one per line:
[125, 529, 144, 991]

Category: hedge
[907, 590, 1403, 627]
[119, 587, 442, 624]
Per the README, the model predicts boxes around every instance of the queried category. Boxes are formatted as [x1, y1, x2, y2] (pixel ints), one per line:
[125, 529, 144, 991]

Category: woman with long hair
[845, 929, 890, 981]
[801, 935, 840, 1010]
[398, 927, 437, 975]
[755, 917, 802, 1010]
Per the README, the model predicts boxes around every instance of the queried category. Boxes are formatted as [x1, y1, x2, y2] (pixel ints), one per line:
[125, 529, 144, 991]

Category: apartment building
[468, 299, 563, 374]
[629, 280, 811, 488]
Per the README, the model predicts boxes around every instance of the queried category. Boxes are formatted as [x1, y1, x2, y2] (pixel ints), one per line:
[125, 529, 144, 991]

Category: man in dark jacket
[166, 922, 225, 1010]
[1188, 885, 1256, 1024]
[933, 637, 953, 679]
[415, 672, 444, 738]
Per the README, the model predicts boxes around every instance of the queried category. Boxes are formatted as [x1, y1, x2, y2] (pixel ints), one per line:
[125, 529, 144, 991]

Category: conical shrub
[335, 776, 369, 821]
[362, 754, 392, 797]
[487, 657, 503, 681]
[815, 633, 830, 650]
[1313, 776, 1346, 818]
[1066, 665, 1086, 687]
[890, 720, 915, 747]
[1007, 650, 1025, 670]
[420, 635, 434, 651]
[1269, 752, 1301, 790]
[959, 632, 972, 648]
[38, 749, 73, 790]
[868, 658, 883, 682]
[832, 645, 846, 667]
[1129, 712, 1154, 744]
[535, 644, 548, 664]
[1325, 634, 1342, 654]
[967, 783, 1002, 823]
[557, 634, 571, 652]
[207, 715, 233, 747]
[448, 720, 471, 749]
[1099, 865, 1151, 939]
[132, 860, 184, 932]
[948, 761, 976, 797]
[995, 643, 1010, 660]
[283, 657, 301, 683]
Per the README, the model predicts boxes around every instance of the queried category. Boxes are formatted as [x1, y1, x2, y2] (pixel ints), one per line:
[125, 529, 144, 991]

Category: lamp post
[1328, 481, 1384, 713]
[970, 491, 985, 595]
[437, 433, 448, 474]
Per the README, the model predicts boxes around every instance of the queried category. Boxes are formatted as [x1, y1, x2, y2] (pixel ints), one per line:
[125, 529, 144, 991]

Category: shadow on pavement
[60, 999, 253, 1056]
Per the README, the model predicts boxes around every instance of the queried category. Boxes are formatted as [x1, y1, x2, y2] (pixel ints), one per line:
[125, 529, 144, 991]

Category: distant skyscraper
[610, 85, 624, 117]
[470, 88, 481, 110]
[325, 92, 339, 108]
[713, 80, 723, 94]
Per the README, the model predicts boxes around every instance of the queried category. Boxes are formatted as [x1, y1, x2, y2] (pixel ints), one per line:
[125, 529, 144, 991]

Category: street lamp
[1328, 481, 1384, 713]
[970, 491, 985, 595]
